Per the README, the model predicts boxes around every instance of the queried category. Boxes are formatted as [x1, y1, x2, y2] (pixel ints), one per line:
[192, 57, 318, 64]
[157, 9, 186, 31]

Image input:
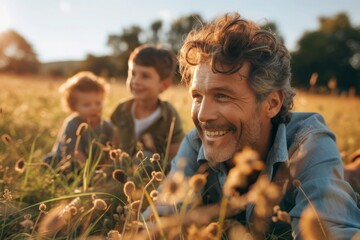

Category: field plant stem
[20, 137, 37, 203]
[216, 196, 229, 240]
[162, 117, 175, 174]
[297, 184, 328, 239]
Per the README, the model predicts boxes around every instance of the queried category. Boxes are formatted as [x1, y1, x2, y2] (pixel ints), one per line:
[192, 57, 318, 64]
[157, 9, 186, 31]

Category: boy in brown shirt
[111, 44, 184, 172]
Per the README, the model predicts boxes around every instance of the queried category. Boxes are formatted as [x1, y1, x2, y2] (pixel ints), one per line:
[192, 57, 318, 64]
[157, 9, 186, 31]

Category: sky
[0, 0, 359, 63]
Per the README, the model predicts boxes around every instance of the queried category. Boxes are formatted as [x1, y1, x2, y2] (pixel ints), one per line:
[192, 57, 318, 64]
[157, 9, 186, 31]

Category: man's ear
[160, 78, 172, 92]
[265, 90, 283, 118]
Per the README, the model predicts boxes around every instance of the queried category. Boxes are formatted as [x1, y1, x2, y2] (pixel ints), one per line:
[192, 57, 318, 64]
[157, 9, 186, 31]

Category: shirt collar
[266, 123, 289, 166]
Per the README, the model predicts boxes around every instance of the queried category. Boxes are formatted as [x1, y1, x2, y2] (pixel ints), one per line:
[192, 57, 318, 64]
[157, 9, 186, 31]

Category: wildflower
[93, 199, 107, 211]
[160, 171, 187, 204]
[3, 189, 12, 202]
[14, 158, 26, 174]
[38, 203, 67, 237]
[124, 181, 136, 199]
[107, 230, 122, 240]
[189, 173, 207, 192]
[151, 171, 164, 182]
[299, 206, 329, 240]
[272, 205, 291, 224]
[112, 169, 127, 183]
[225, 220, 250, 240]
[1, 134, 12, 145]
[76, 122, 88, 136]
[150, 153, 161, 162]
[20, 214, 34, 229]
[223, 147, 264, 197]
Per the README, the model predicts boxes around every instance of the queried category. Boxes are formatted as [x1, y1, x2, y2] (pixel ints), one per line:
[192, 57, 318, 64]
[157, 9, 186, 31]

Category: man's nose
[197, 97, 217, 123]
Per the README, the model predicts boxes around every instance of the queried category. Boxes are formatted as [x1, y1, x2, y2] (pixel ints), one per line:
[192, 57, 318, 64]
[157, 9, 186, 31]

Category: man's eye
[192, 94, 202, 102]
[215, 93, 230, 100]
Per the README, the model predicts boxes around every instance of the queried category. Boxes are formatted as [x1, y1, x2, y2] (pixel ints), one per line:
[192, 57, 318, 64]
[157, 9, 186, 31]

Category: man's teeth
[205, 130, 228, 137]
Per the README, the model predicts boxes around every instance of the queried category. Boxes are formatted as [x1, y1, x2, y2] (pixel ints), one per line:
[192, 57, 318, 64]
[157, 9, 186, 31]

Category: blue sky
[0, 0, 359, 62]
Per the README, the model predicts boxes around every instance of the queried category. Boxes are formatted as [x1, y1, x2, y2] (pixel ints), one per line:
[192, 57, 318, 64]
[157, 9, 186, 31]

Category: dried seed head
[1, 134, 13, 145]
[150, 190, 159, 201]
[39, 203, 47, 213]
[131, 200, 141, 212]
[109, 149, 120, 161]
[112, 169, 127, 183]
[69, 206, 78, 216]
[123, 181, 136, 199]
[20, 219, 34, 229]
[76, 122, 88, 136]
[107, 230, 122, 239]
[136, 150, 144, 160]
[14, 158, 26, 173]
[292, 179, 301, 188]
[3, 189, 12, 202]
[150, 153, 161, 162]
[152, 171, 164, 182]
[93, 199, 107, 211]
[116, 204, 123, 214]
[189, 173, 207, 192]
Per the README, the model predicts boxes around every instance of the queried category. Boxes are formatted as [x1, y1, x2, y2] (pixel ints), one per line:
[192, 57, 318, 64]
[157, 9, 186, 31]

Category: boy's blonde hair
[128, 44, 176, 81]
[59, 71, 109, 112]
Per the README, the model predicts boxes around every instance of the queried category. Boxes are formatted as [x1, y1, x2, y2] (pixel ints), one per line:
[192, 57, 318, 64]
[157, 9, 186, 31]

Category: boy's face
[74, 91, 103, 123]
[127, 63, 169, 101]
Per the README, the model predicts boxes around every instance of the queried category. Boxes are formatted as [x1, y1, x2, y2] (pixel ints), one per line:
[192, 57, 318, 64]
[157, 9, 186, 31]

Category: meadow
[0, 73, 359, 239]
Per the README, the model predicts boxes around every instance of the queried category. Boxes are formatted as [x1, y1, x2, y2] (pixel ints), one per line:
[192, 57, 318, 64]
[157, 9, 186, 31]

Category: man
[145, 13, 360, 239]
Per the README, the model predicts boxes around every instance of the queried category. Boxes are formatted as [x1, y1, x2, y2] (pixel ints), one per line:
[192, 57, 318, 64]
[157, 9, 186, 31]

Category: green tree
[107, 25, 143, 78]
[148, 20, 163, 45]
[167, 13, 204, 53]
[0, 29, 40, 73]
[292, 12, 360, 95]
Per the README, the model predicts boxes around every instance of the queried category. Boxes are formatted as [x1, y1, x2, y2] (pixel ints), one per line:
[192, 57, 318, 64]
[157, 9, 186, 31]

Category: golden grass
[0, 73, 359, 239]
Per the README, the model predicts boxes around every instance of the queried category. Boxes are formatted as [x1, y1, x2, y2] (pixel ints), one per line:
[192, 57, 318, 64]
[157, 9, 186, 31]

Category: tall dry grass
[0, 73, 359, 239]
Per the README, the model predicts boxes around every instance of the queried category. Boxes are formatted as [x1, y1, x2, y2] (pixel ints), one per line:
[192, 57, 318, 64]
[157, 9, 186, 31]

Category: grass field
[0, 73, 359, 239]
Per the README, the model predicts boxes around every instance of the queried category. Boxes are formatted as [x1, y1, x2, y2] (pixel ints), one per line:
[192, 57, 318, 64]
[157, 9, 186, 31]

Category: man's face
[126, 63, 167, 102]
[190, 63, 270, 164]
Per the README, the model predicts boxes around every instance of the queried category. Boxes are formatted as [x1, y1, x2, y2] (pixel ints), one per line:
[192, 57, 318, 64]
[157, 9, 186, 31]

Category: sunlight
[0, 6, 10, 33]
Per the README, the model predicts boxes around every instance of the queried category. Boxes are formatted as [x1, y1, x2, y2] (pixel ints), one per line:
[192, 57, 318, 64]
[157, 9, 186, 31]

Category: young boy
[111, 44, 184, 170]
[44, 71, 113, 169]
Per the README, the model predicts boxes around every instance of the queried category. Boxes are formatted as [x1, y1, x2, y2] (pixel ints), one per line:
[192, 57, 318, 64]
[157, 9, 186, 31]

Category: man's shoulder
[285, 112, 335, 147]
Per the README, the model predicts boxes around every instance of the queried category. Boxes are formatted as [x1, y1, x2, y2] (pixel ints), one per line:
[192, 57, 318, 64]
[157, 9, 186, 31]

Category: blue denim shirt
[169, 112, 360, 239]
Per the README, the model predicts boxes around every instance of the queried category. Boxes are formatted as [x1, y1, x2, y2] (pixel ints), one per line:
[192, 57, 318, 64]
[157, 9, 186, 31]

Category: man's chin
[204, 151, 231, 164]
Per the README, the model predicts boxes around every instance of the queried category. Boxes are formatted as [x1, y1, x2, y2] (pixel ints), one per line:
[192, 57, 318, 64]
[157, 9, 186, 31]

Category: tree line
[0, 12, 359, 95]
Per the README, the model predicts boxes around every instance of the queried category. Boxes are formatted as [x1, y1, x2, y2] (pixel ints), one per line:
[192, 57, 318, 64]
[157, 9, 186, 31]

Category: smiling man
[152, 12, 360, 239]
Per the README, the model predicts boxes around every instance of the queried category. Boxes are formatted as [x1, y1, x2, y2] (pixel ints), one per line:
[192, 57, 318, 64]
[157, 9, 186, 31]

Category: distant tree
[167, 13, 204, 53]
[78, 54, 119, 78]
[261, 21, 285, 43]
[0, 29, 40, 73]
[107, 25, 143, 78]
[148, 20, 163, 45]
[292, 12, 360, 95]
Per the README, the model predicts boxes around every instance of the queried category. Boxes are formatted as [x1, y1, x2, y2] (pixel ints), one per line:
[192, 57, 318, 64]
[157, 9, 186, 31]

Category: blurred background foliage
[0, 12, 359, 95]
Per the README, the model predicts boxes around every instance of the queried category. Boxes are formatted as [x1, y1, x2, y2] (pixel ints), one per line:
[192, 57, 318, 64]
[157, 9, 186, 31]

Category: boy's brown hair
[128, 44, 176, 81]
[59, 71, 109, 112]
